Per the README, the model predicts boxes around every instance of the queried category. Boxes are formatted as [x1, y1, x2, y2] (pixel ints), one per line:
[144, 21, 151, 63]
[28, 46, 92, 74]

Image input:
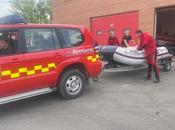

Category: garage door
[91, 11, 139, 45]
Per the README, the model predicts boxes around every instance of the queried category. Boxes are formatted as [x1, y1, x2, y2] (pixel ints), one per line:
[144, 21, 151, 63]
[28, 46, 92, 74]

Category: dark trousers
[147, 64, 159, 78]
[147, 52, 159, 78]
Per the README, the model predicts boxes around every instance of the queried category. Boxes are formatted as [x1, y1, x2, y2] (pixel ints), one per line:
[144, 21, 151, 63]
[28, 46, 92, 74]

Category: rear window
[58, 28, 84, 48]
[24, 29, 55, 52]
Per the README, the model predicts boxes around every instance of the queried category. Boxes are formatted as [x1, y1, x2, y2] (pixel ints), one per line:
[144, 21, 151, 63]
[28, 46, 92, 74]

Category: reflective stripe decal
[19, 68, 27, 73]
[1, 63, 57, 80]
[11, 73, 20, 79]
[87, 54, 99, 63]
[2, 70, 11, 76]
[27, 70, 36, 76]
[34, 65, 42, 71]
[41, 68, 49, 73]
[48, 63, 56, 68]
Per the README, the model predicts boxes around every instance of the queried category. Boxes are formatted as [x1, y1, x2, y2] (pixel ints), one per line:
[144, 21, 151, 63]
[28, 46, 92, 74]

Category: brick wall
[52, 0, 175, 35]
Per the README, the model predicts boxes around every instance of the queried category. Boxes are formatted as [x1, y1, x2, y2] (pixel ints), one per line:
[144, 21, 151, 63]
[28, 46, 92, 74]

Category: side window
[24, 29, 55, 52]
[58, 28, 84, 48]
[0, 29, 19, 56]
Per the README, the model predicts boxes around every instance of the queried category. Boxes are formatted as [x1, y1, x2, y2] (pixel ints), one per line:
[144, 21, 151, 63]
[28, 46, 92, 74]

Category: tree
[10, 0, 52, 23]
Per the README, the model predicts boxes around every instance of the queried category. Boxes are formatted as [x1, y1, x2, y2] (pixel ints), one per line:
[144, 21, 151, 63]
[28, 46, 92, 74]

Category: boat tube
[95, 46, 172, 65]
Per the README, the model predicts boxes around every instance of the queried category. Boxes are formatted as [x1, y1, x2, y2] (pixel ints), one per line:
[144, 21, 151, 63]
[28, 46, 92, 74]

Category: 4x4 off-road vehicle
[0, 15, 102, 104]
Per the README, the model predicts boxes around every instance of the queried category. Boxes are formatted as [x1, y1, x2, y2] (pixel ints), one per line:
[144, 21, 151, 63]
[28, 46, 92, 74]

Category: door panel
[23, 28, 63, 90]
[0, 55, 26, 97]
[24, 50, 63, 90]
[0, 29, 26, 97]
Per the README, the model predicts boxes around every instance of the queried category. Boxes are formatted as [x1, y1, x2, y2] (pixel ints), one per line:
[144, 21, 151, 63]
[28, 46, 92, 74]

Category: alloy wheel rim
[65, 75, 82, 95]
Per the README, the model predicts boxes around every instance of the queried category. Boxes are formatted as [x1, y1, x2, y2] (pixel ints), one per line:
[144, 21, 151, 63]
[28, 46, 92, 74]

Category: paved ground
[1, 65, 175, 130]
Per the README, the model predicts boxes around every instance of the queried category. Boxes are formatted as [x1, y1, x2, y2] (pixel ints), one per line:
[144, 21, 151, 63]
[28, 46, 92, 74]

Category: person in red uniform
[121, 29, 136, 47]
[135, 30, 160, 83]
[107, 30, 120, 46]
[106, 29, 119, 67]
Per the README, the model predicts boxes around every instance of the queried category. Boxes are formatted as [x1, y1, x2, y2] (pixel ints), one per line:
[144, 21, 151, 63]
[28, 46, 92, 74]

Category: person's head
[135, 29, 143, 38]
[109, 29, 116, 38]
[123, 29, 131, 37]
[0, 33, 8, 50]
[0, 40, 8, 50]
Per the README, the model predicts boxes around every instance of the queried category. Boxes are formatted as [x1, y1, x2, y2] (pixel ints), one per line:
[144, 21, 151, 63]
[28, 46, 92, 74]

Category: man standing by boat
[135, 30, 160, 83]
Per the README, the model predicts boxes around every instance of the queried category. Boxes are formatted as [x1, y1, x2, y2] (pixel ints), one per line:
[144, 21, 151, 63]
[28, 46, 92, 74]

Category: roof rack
[0, 15, 28, 25]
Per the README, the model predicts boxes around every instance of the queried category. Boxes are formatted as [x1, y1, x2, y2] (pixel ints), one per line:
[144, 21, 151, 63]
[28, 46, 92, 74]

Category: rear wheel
[58, 69, 86, 99]
[162, 59, 172, 71]
[93, 77, 99, 82]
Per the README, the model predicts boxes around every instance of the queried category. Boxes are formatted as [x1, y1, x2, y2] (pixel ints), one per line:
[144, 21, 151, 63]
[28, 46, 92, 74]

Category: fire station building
[52, 0, 175, 45]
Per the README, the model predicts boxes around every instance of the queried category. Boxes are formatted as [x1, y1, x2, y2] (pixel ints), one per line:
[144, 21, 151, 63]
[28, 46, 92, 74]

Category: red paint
[91, 11, 139, 45]
[107, 36, 120, 46]
[0, 24, 102, 97]
[138, 32, 157, 56]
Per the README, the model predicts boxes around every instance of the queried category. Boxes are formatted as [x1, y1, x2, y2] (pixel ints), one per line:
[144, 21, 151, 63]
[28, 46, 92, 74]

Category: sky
[0, 0, 12, 17]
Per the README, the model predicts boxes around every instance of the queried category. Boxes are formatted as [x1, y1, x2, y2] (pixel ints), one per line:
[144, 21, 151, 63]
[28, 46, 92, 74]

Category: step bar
[0, 88, 54, 105]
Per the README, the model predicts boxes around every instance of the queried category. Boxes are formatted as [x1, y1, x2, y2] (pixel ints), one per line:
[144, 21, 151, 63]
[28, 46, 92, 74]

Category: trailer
[95, 46, 173, 72]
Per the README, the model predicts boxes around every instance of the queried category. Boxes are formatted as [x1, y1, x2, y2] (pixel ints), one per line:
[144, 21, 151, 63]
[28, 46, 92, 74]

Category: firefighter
[106, 29, 119, 67]
[107, 29, 120, 46]
[121, 29, 136, 47]
[135, 30, 160, 83]
[0, 33, 13, 55]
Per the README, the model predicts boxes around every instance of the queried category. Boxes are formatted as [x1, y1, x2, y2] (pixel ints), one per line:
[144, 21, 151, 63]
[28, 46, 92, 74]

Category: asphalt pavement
[0, 64, 175, 130]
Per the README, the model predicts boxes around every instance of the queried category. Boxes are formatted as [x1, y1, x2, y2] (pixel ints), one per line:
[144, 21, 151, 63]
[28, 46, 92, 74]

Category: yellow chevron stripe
[0, 63, 57, 79]
[87, 55, 99, 62]
[1, 70, 11, 76]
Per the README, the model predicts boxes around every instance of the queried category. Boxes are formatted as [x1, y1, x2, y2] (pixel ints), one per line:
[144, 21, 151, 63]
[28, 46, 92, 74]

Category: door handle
[12, 58, 19, 61]
[12, 58, 21, 63]
[55, 52, 62, 56]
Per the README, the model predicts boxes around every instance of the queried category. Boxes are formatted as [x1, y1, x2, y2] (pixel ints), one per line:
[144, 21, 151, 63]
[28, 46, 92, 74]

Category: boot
[154, 76, 160, 83]
[144, 75, 151, 81]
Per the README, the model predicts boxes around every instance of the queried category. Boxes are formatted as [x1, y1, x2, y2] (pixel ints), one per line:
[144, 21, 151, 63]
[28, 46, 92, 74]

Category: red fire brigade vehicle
[0, 15, 102, 104]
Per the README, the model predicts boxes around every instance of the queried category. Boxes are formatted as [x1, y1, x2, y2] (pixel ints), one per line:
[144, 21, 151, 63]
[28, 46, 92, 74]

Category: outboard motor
[0, 15, 28, 24]
[95, 46, 117, 61]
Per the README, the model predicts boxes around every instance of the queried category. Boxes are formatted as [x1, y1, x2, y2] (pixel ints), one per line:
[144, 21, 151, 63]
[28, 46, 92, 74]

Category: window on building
[58, 28, 84, 48]
[24, 29, 55, 52]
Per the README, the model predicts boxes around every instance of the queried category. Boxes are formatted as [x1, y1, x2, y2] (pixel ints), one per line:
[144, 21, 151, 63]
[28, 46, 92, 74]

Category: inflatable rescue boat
[95, 46, 172, 65]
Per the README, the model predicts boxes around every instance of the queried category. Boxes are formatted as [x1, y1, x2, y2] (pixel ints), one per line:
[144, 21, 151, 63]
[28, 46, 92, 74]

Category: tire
[93, 77, 99, 82]
[58, 69, 86, 99]
[163, 59, 172, 72]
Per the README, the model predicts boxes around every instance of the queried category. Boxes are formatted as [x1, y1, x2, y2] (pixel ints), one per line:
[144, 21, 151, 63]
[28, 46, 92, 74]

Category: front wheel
[58, 69, 86, 99]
